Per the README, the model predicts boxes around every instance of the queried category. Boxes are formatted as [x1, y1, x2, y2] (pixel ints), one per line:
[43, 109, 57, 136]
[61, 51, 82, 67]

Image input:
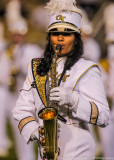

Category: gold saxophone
[38, 45, 62, 160]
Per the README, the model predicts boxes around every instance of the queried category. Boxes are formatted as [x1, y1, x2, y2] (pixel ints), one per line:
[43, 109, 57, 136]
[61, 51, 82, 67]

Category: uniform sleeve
[72, 67, 110, 127]
[12, 61, 39, 143]
[0, 53, 11, 85]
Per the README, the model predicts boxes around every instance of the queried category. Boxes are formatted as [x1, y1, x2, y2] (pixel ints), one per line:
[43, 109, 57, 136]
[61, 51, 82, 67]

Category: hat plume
[45, 0, 78, 14]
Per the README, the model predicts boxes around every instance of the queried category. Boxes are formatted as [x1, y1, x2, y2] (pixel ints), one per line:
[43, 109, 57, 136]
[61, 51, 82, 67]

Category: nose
[58, 34, 64, 41]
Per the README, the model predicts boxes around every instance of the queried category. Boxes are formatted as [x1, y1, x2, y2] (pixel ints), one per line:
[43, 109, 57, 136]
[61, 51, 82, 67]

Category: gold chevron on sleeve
[18, 116, 35, 133]
[90, 101, 99, 125]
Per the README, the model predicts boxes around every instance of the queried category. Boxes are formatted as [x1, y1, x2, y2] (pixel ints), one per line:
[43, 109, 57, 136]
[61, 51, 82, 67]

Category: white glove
[29, 128, 38, 143]
[50, 87, 79, 109]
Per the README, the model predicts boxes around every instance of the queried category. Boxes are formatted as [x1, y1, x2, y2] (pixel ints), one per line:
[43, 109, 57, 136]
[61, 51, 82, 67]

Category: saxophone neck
[47, 44, 62, 107]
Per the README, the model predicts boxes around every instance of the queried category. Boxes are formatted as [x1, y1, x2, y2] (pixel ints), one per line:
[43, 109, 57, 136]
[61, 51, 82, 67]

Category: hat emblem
[56, 15, 66, 22]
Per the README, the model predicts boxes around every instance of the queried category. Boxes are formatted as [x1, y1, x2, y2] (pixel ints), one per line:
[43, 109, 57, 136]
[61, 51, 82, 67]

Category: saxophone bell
[38, 107, 60, 160]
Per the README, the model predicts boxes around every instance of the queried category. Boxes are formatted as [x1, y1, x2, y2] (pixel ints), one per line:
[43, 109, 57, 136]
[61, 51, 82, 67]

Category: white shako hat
[45, 0, 82, 33]
[6, 0, 28, 35]
[81, 9, 92, 35]
[8, 18, 28, 35]
[103, 3, 114, 43]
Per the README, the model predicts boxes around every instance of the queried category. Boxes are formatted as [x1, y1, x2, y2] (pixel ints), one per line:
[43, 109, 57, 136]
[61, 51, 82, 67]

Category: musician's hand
[29, 128, 38, 142]
[50, 87, 79, 108]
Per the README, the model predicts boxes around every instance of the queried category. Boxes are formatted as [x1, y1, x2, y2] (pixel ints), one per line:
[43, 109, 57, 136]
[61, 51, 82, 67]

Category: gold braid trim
[18, 116, 35, 133]
[90, 101, 99, 125]
[32, 59, 47, 107]
[27, 63, 31, 85]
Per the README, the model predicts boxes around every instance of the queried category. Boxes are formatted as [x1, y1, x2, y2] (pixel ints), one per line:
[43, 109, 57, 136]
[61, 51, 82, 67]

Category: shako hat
[6, 0, 28, 35]
[45, 0, 82, 33]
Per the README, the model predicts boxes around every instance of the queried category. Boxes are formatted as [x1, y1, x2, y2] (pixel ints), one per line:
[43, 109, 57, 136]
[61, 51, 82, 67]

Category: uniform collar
[57, 57, 66, 65]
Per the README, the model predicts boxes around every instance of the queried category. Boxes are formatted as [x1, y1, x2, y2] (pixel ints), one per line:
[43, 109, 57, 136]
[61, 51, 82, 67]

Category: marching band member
[98, 1, 114, 157]
[12, 0, 110, 159]
[81, 10, 101, 63]
[5, 19, 43, 160]
[1, 0, 43, 159]
[0, 22, 10, 157]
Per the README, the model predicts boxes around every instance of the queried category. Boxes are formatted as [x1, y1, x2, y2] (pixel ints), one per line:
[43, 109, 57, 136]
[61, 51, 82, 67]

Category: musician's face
[50, 32, 75, 57]
[11, 34, 24, 44]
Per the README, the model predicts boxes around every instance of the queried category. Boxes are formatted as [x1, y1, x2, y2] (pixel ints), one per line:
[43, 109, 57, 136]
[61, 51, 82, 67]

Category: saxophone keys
[41, 138, 46, 146]
[58, 147, 60, 155]
[39, 127, 45, 136]
[58, 123, 61, 129]
[43, 149, 47, 158]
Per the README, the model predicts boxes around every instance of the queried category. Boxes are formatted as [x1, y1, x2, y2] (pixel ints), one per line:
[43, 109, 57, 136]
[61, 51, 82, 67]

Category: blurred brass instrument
[38, 45, 62, 160]
[8, 66, 19, 92]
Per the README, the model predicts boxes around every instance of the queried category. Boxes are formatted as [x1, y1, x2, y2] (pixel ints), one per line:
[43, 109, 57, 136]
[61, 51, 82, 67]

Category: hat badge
[56, 15, 66, 22]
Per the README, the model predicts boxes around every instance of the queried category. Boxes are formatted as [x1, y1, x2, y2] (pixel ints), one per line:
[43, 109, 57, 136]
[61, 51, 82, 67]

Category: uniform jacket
[12, 57, 110, 159]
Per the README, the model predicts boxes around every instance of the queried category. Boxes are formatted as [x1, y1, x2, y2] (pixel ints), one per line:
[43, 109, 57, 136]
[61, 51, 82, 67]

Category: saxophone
[38, 45, 62, 160]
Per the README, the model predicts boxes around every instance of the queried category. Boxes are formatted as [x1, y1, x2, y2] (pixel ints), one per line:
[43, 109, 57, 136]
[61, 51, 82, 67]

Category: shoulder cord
[20, 81, 36, 92]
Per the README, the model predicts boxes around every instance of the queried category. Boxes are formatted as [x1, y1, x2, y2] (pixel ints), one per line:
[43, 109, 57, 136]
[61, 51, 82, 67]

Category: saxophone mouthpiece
[56, 45, 62, 51]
